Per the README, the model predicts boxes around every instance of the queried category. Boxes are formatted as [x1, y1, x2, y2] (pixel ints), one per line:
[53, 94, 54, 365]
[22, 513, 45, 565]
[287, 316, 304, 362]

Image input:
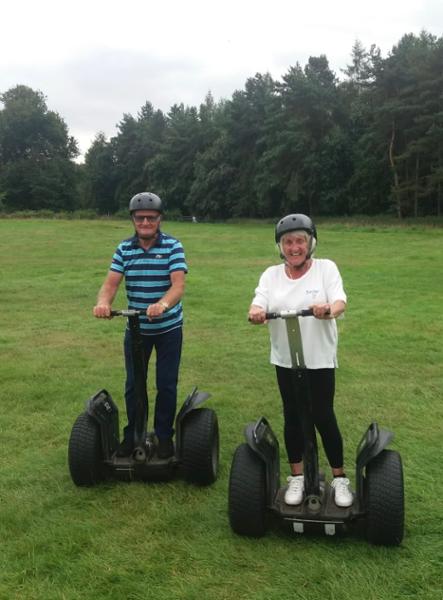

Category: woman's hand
[248, 305, 267, 324]
[311, 300, 346, 320]
[312, 303, 333, 319]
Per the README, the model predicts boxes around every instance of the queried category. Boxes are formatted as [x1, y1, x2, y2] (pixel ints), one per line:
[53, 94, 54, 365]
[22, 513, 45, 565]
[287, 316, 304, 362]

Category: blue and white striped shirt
[110, 231, 188, 335]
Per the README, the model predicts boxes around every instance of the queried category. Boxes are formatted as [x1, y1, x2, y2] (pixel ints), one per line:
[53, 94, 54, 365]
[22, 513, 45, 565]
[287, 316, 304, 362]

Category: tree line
[1, 31, 442, 218]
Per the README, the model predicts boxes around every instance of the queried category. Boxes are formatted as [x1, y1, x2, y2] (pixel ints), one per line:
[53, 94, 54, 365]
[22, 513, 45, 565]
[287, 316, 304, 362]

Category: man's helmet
[275, 213, 317, 257]
[129, 192, 163, 214]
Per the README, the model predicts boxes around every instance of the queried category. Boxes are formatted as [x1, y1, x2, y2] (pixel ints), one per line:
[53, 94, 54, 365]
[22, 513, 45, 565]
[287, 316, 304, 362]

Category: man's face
[132, 210, 161, 240]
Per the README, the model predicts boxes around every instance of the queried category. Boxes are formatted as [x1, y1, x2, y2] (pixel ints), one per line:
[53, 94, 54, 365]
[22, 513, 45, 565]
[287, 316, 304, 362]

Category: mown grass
[0, 218, 442, 600]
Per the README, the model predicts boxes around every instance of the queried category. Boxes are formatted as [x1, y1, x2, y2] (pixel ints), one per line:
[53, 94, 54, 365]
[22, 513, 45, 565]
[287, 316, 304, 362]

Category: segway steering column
[266, 308, 321, 504]
[110, 310, 148, 458]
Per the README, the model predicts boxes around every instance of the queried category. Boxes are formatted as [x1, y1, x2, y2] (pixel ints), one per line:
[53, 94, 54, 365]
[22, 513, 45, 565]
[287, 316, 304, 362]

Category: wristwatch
[159, 300, 169, 310]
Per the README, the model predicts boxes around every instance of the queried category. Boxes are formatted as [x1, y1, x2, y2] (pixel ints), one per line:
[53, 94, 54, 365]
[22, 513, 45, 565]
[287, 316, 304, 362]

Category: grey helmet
[129, 192, 163, 214]
[275, 213, 317, 257]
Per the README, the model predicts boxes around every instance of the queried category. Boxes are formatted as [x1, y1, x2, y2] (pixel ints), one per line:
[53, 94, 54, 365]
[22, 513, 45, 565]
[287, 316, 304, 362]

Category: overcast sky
[1, 0, 442, 159]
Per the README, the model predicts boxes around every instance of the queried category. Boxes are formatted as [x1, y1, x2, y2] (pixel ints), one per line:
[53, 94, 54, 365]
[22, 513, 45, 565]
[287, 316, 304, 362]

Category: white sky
[1, 0, 442, 159]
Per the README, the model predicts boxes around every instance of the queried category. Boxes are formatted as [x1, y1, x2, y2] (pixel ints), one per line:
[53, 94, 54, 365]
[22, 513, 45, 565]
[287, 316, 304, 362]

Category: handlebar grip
[299, 308, 315, 317]
[265, 312, 279, 320]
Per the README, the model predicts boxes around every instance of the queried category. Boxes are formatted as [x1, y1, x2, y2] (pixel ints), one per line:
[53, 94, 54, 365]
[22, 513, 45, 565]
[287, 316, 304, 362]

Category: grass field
[0, 218, 442, 600]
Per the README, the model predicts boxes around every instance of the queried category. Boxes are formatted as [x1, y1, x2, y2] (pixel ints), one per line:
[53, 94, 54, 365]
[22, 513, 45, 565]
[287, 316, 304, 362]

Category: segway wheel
[365, 449, 404, 545]
[68, 412, 106, 486]
[228, 443, 267, 537]
[181, 408, 219, 485]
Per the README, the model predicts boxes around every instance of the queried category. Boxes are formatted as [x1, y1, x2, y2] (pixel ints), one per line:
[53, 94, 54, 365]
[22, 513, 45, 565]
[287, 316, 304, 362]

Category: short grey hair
[280, 230, 310, 243]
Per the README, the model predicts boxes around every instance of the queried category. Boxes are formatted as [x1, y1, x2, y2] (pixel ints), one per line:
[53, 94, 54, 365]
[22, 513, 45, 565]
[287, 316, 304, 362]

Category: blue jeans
[123, 326, 183, 441]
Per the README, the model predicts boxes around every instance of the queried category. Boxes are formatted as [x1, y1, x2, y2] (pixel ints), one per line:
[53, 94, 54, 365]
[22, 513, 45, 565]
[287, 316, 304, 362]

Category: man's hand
[147, 302, 166, 321]
[93, 304, 112, 318]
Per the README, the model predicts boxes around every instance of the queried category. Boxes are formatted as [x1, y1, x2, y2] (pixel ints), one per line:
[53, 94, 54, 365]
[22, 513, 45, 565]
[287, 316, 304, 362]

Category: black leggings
[275, 366, 343, 468]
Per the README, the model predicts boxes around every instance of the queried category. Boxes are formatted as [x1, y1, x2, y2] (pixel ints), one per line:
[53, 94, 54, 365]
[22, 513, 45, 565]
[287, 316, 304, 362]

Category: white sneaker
[331, 477, 353, 507]
[284, 475, 304, 505]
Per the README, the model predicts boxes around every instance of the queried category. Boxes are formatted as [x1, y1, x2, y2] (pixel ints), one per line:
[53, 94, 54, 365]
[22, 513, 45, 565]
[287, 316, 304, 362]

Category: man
[93, 192, 187, 458]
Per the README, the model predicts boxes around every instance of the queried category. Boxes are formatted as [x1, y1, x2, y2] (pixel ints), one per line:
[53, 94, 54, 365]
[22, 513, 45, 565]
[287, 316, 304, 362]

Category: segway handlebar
[110, 309, 145, 317]
[265, 308, 314, 320]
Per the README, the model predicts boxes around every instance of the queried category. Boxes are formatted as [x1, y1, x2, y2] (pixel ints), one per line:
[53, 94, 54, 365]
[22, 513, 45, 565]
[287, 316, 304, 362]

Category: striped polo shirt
[110, 231, 188, 335]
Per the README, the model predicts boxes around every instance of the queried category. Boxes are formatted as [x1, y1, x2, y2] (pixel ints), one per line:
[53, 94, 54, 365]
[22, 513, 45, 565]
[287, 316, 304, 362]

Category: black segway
[228, 309, 404, 545]
[68, 310, 219, 486]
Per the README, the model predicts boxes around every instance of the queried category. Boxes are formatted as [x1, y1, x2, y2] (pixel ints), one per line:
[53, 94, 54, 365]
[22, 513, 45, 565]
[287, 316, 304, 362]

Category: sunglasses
[133, 215, 161, 224]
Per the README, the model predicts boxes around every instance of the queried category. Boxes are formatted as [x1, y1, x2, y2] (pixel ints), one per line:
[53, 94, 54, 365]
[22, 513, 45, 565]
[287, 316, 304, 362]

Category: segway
[228, 309, 404, 545]
[68, 310, 219, 487]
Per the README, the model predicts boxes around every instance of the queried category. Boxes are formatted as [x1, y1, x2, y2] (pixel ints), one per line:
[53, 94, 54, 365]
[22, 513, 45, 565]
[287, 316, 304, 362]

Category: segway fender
[355, 421, 394, 501]
[86, 389, 120, 459]
[244, 417, 281, 504]
[176, 387, 211, 425]
[175, 387, 212, 456]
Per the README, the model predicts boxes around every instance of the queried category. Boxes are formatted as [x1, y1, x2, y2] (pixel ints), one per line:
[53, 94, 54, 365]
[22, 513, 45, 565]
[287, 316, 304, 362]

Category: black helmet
[129, 192, 163, 214]
[275, 213, 317, 243]
[275, 213, 317, 257]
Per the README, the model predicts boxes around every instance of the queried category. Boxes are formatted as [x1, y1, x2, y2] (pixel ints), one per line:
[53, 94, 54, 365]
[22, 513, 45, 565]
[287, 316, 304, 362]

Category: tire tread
[228, 443, 267, 537]
[68, 412, 105, 486]
[366, 449, 404, 545]
[181, 408, 219, 485]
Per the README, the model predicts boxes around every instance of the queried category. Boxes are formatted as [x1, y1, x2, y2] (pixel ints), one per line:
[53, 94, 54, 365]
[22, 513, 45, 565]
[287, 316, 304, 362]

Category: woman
[248, 214, 353, 507]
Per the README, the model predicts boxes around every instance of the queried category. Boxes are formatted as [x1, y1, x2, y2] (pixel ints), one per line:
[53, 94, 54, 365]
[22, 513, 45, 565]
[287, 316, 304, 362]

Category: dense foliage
[1, 32, 442, 218]
[0, 85, 79, 211]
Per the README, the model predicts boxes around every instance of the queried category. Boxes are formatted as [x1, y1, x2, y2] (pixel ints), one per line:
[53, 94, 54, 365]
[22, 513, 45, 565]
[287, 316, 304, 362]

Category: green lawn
[0, 218, 442, 600]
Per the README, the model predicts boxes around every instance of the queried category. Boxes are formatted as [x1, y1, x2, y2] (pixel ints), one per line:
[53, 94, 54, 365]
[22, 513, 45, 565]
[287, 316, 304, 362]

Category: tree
[0, 85, 79, 210]
[83, 133, 118, 214]
[369, 32, 443, 216]
[258, 57, 341, 217]
[146, 103, 205, 214]
[340, 42, 391, 215]
[186, 134, 235, 218]
[112, 104, 167, 209]
[184, 94, 233, 218]
[222, 73, 277, 217]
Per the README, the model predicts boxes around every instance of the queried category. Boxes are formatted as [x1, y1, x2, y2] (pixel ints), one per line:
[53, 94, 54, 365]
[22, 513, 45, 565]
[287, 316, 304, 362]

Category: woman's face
[280, 232, 310, 267]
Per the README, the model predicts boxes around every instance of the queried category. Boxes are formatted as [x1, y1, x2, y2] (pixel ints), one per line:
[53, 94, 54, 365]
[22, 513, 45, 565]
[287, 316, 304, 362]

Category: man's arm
[93, 271, 124, 318]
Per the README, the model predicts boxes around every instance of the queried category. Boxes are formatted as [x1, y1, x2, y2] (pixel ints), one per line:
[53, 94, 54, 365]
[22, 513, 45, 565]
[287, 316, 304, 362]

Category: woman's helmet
[275, 213, 317, 257]
[129, 192, 163, 214]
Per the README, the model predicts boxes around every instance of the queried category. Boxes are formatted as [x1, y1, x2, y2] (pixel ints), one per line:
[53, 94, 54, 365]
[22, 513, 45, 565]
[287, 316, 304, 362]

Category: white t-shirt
[251, 259, 347, 369]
